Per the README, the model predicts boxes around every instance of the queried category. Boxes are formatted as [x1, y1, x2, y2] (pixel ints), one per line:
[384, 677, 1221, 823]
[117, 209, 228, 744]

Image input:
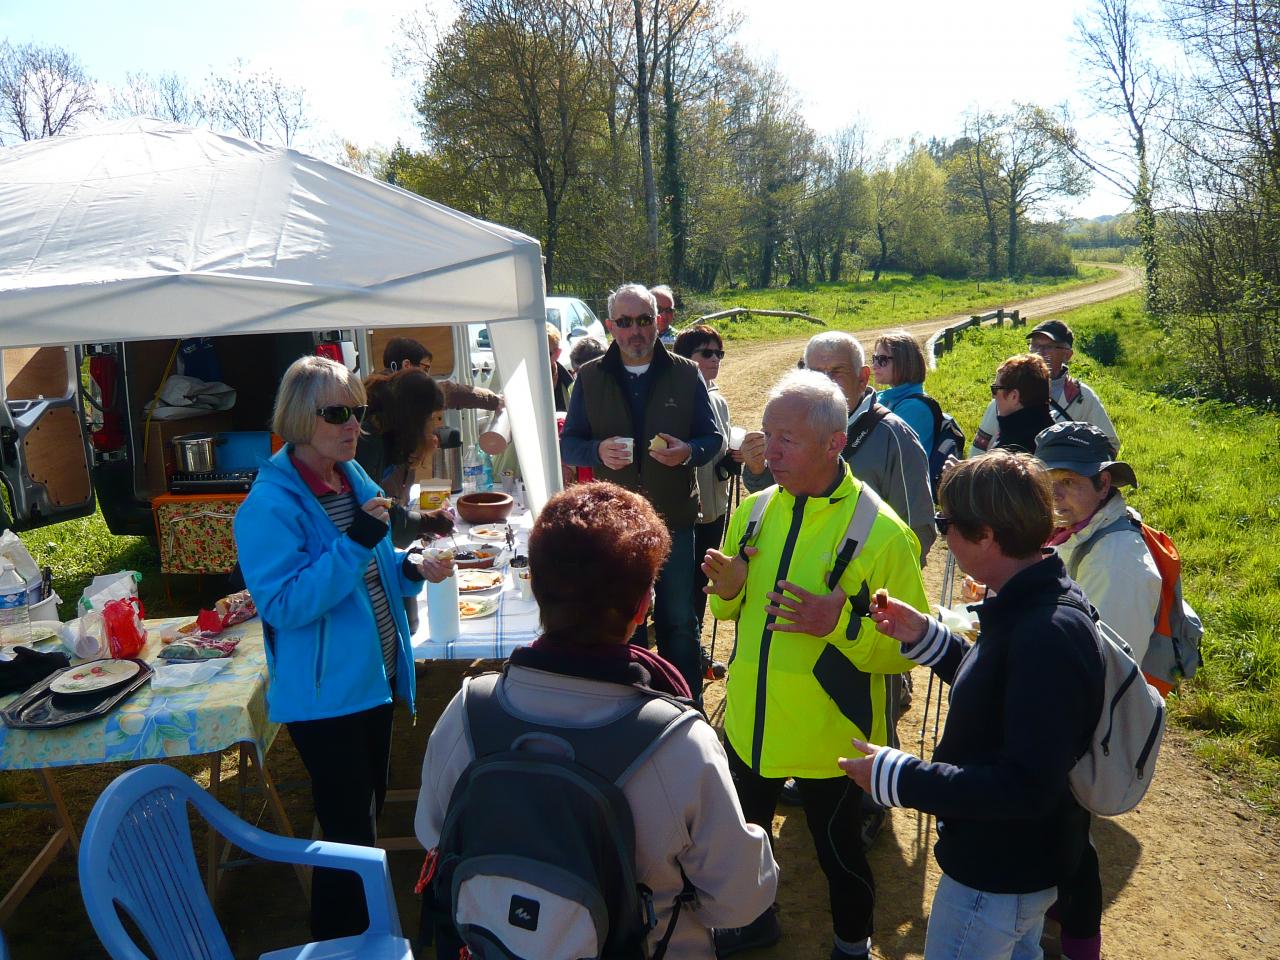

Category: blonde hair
[271, 356, 366, 446]
[938, 451, 1053, 558]
[545, 321, 562, 353]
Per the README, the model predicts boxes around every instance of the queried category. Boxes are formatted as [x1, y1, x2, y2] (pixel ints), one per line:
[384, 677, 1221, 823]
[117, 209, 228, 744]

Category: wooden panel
[368, 327, 455, 377]
[22, 405, 91, 506]
[4, 347, 70, 399]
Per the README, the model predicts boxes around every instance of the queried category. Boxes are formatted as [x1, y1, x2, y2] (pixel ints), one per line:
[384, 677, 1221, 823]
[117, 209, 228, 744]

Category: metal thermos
[433, 427, 464, 493]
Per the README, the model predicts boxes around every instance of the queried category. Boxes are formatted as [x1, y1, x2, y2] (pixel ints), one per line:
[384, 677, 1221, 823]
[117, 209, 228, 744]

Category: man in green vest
[560, 282, 724, 700]
[703, 369, 929, 960]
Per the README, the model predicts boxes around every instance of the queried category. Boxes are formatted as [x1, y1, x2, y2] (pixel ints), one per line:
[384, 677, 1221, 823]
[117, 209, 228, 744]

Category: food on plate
[469, 525, 510, 541]
[459, 597, 498, 619]
[649, 435, 669, 451]
[49, 658, 141, 695]
[458, 570, 504, 593]
[453, 542, 499, 569]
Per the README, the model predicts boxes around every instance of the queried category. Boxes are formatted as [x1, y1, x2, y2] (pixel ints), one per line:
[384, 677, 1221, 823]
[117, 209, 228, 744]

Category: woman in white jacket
[1036, 421, 1161, 960]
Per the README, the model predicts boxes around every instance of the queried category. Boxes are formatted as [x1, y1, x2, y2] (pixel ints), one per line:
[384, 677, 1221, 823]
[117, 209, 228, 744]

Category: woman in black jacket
[356, 367, 455, 549]
[990, 354, 1054, 454]
[840, 451, 1104, 960]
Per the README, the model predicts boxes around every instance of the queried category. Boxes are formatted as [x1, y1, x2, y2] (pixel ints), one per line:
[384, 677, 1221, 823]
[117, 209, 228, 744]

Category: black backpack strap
[827, 483, 884, 590]
[648, 874, 697, 960]
[845, 402, 890, 456]
[461, 671, 698, 785]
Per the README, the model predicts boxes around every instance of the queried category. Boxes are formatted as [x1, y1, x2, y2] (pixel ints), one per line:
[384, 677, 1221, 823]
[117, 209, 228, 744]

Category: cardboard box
[142, 413, 235, 497]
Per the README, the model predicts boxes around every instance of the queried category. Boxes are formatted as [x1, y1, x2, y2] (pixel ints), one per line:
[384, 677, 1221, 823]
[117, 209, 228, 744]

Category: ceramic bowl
[456, 491, 514, 525]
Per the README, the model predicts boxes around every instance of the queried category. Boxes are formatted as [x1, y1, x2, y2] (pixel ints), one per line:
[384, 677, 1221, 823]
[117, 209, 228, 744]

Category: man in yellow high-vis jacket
[704, 369, 928, 960]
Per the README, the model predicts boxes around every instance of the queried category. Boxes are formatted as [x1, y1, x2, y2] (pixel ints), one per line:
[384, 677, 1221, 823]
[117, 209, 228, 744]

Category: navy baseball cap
[1028, 319, 1074, 347]
[1034, 422, 1137, 487]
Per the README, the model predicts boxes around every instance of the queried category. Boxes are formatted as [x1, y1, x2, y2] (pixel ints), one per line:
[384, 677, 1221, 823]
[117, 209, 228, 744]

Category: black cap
[1034, 422, 1136, 487]
[1028, 319, 1073, 347]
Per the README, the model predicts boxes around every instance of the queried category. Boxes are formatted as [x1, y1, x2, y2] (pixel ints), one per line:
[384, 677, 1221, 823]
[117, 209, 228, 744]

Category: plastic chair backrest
[79, 765, 233, 960]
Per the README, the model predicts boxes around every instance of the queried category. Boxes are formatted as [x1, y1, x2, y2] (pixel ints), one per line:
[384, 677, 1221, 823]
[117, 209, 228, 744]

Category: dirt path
[701, 261, 1280, 959]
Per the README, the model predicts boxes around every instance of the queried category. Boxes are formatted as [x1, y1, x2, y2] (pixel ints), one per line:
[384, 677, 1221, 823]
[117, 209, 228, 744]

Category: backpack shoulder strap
[916, 394, 945, 437]
[1063, 513, 1137, 580]
[737, 488, 777, 558]
[827, 482, 885, 590]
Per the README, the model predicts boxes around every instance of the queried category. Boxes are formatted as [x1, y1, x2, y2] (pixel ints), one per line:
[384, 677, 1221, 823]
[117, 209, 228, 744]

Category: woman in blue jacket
[235, 355, 452, 942]
[872, 330, 935, 455]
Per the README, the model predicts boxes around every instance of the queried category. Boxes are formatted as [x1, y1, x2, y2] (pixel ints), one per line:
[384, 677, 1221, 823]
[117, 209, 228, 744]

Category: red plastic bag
[103, 596, 147, 659]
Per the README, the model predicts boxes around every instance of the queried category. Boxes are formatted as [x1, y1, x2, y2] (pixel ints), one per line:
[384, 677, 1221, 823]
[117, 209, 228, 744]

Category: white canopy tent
[0, 118, 561, 511]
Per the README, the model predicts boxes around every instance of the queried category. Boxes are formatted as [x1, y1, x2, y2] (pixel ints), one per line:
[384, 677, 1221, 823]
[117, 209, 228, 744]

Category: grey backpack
[1060, 597, 1166, 816]
[430, 671, 700, 959]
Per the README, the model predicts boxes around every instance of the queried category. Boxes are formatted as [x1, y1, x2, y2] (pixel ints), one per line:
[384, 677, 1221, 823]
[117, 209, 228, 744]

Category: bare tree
[0, 41, 98, 143]
[197, 59, 310, 146]
[108, 71, 203, 125]
[1054, 0, 1170, 311]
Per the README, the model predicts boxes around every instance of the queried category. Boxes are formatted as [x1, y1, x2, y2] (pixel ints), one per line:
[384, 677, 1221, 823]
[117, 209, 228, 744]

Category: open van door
[0, 346, 96, 531]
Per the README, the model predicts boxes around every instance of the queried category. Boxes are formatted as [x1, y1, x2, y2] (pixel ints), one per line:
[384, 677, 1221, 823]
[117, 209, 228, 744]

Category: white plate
[49, 659, 140, 695]
[469, 525, 512, 542]
[459, 597, 499, 620]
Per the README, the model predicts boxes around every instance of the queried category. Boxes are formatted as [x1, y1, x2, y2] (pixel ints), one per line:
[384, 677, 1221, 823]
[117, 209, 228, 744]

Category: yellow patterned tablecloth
[0, 619, 277, 772]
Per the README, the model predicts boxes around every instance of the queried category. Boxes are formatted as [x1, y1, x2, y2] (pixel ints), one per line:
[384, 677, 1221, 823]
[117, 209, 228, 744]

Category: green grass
[929, 292, 1280, 812]
[685, 267, 1107, 343]
[18, 511, 202, 622]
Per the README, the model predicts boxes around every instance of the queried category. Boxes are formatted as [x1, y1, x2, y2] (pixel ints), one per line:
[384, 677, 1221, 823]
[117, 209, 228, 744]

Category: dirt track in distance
[700, 262, 1280, 959]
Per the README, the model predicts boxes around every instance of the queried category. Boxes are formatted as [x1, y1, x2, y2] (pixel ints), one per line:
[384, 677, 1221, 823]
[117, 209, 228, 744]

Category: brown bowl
[456, 491, 514, 525]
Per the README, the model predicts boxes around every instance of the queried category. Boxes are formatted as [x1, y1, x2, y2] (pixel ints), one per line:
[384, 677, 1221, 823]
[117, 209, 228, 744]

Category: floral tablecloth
[0, 619, 277, 772]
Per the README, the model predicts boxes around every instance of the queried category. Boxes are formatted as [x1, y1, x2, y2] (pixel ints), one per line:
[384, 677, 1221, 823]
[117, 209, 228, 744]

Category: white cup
[729, 426, 747, 450]
[616, 437, 635, 464]
[515, 567, 533, 601]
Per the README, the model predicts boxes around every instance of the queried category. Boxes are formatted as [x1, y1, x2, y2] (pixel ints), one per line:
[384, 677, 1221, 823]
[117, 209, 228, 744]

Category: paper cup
[515, 567, 533, 601]
[616, 437, 635, 464]
[729, 426, 747, 450]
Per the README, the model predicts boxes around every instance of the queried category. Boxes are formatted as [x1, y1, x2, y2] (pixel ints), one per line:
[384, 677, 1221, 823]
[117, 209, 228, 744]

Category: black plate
[1, 659, 153, 730]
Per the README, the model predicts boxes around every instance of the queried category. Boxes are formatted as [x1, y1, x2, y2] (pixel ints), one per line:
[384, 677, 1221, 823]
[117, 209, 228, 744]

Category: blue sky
[2, 0, 1130, 217]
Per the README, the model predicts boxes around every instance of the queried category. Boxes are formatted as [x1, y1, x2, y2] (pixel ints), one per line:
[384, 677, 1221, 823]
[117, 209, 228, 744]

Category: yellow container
[419, 480, 452, 511]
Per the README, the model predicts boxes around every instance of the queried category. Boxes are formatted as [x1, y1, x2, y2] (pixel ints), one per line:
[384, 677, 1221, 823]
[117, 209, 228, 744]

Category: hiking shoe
[830, 948, 869, 960]
[714, 906, 781, 957]
[779, 777, 803, 806]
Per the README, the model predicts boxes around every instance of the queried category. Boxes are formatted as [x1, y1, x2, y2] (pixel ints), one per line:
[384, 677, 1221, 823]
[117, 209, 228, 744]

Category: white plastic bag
[60, 615, 108, 660]
[0, 530, 41, 583]
[151, 659, 230, 690]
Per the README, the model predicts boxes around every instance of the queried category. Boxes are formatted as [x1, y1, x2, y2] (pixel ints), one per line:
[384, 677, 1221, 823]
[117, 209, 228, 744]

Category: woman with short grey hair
[235, 354, 452, 942]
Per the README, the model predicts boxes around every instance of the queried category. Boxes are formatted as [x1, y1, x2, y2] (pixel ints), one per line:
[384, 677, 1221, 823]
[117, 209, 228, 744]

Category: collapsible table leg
[206, 752, 222, 900]
[0, 771, 79, 924]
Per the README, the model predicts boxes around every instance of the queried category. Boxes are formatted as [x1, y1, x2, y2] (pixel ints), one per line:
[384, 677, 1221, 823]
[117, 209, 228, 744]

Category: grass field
[685, 267, 1106, 343]
[929, 293, 1280, 812]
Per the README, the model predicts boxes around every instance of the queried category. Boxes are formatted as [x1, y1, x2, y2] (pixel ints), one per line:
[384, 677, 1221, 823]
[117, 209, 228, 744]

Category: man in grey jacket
[742, 331, 936, 564]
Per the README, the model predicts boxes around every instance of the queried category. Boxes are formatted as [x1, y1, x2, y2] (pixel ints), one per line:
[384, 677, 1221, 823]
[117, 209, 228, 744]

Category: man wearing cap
[970, 320, 1118, 456]
[1035, 419, 1159, 960]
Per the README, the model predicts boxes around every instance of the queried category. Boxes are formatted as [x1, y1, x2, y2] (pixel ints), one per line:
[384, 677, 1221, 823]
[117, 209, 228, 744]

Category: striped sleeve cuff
[901, 617, 953, 668]
[869, 746, 916, 808]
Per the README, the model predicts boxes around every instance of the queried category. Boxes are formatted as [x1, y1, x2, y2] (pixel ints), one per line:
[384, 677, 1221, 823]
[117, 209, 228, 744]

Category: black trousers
[726, 743, 875, 943]
[287, 701, 395, 942]
[693, 514, 728, 629]
[1056, 822, 1103, 938]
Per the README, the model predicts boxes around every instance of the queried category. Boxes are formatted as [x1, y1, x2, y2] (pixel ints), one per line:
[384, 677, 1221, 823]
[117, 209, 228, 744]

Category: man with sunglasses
[652, 283, 678, 345]
[969, 319, 1118, 456]
[560, 282, 723, 701]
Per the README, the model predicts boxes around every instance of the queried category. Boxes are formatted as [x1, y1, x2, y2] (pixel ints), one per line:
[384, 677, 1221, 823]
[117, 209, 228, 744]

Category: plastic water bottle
[462, 446, 484, 495]
[0, 561, 31, 646]
[479, 449, 495, 491]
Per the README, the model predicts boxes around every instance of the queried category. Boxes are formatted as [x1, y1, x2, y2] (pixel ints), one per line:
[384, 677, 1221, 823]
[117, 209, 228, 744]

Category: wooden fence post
[1012, 309, 1022, 327]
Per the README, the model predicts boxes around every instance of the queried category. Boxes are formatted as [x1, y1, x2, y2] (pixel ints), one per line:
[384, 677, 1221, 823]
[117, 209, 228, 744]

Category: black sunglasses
[612, 313, 654, 329]
[316, 404, 367, 425]
[934, 513, 952, 536]
[989, 383, 1011, 397]
[871, 354, 893, 366]
[696, 348, 726, 360]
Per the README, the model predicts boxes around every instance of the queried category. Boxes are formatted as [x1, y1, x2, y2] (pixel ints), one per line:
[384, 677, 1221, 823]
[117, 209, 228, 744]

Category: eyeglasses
[871, 354, 893, 367]
[316, 404, 367, 425]
[934, 513, 952, 536]
[658, 306, 675, 315]
[696, 348, 726, 360]
[612, 314, 654, 329]
[989, 383, 1012, 397]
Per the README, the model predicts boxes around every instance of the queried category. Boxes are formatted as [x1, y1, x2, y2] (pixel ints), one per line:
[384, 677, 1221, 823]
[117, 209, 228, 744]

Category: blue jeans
[649, 525, 701, 701]
[924, 874, 1057, 960]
